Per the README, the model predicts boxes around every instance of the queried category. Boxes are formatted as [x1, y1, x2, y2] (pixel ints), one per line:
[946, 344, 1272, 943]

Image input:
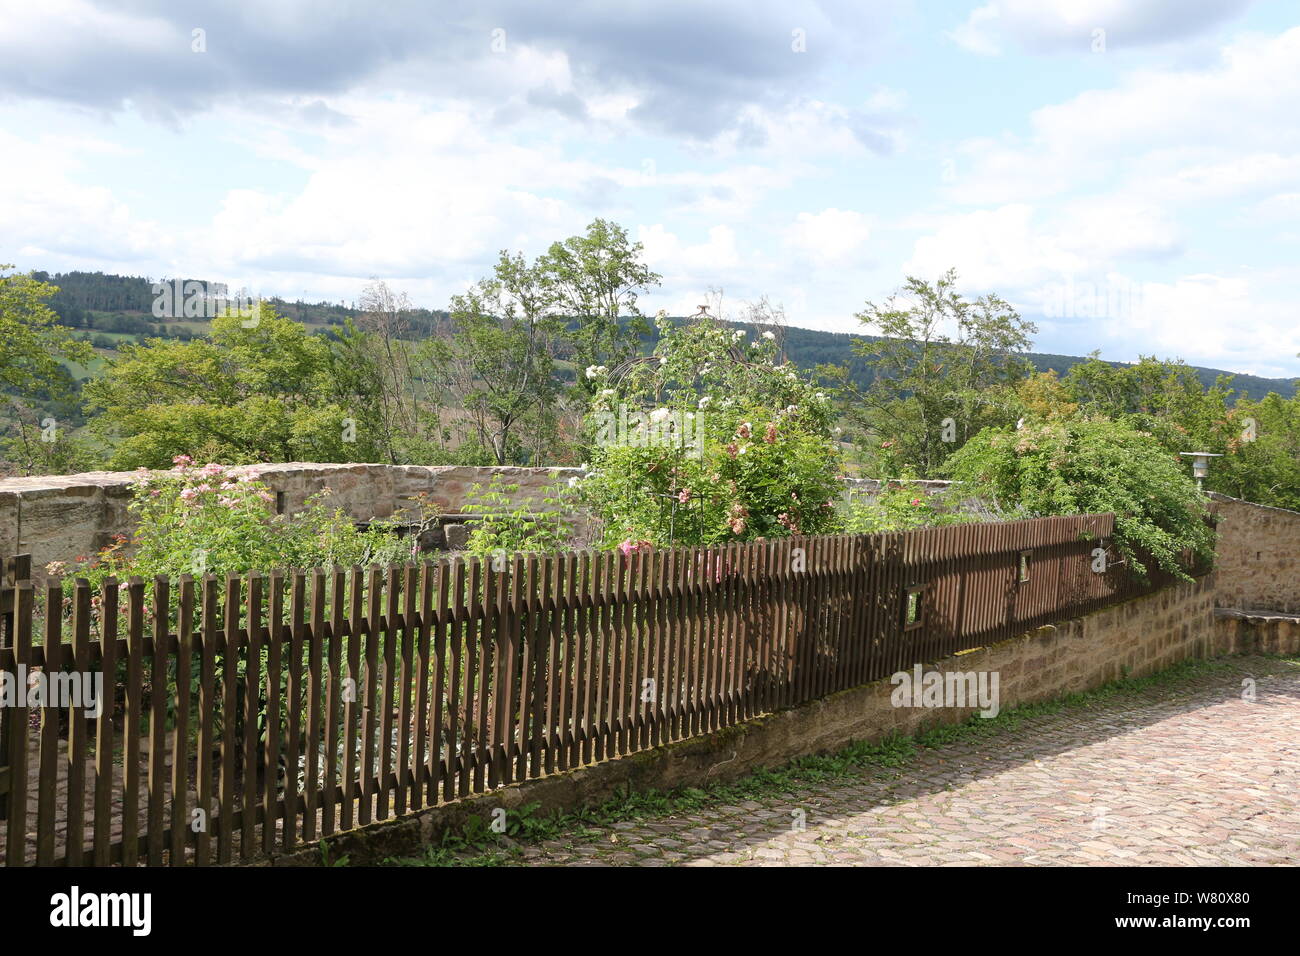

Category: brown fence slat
[35, 580, 62, 866]
[217, 574, 240, 864]
[305, 569, 327, 838]
[263, 571, 284, 854]
[119, 577, 145, 867]
[3, 581, 33, 866]
[66, 578, 92, 866]
[359, 567, 380, 826]
[240, 572, 262, 860]
[169, 575, 193, 865]
[378, 566, 399, 820]
[194, 576, 217, 866]
[340, 566, 363, 832]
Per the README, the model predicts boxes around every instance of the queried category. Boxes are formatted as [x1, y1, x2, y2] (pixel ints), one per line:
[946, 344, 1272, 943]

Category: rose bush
[63, 457, 409, 598]
[575, 315, 845, 547]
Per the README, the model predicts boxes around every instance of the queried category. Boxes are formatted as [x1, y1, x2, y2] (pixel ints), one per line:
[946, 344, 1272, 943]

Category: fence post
[0, 553, 32, 822]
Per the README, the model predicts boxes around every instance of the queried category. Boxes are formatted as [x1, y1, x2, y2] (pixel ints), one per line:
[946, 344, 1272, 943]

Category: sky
[1, 0, 1298, 378]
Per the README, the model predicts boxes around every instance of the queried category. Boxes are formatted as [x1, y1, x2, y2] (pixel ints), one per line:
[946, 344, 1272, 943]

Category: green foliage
[576, 315, 845, 547]
[0, 266, 93, 397]
[536, 218, 661, 399]
[459, 476, 571, 558]
[844, 483, 1002, 533]
[0, 267, 98, 474]
[56, 458, 409, 592]
[1214, 393, 1300, 509]
[84, 306, 375, 469]
[942, 417, 1216, 580]
[442, 252, 563, 464]
[1063, 352, 1300, 511]
[848, 269, 1037, 477]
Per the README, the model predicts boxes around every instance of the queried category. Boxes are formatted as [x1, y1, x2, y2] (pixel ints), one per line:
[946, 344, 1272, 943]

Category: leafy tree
[84, 306, 372, 468]
[537, 218, 661, 397]
[1, 267, 93, 400]
[1064, 353, 1300, 509]
[847, 269, 1037, 478]
[442, 252, 563, 465]
[1013, 370, 1079, 421]
[0, 267, 96, 474]
[1214, 392, 1300, 509]
[325, 315, 457, 465]
[943, 417, 1215, 581]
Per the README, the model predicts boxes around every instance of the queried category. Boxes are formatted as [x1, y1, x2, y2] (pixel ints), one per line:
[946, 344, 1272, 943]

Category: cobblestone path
[509, 657, 1300, 866]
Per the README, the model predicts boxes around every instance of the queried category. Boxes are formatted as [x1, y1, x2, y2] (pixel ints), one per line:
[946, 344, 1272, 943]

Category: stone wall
[1208, 492, 1300, 614]
[271, 572, 1224, 865]
[0, 466, 955, 580]
[0, 463, 580, 579]
[1214, 608, 1300, 656]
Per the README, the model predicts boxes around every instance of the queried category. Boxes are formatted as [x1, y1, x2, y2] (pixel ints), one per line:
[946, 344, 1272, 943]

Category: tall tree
[537, 219, 661, 397]
[443, 252, 562, 464]
[355, 279, 421, 461]
[0, 267, 95, 474]
[848, 269, 1037, 477]
[0, 266, 92, 400]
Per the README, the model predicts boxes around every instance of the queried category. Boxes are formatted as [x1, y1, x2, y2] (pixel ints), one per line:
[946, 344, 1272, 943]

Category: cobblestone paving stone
[506, 657, 1300, 867]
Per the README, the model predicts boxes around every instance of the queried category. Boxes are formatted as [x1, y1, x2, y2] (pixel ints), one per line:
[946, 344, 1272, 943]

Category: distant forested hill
[29, 270, 1300, 399]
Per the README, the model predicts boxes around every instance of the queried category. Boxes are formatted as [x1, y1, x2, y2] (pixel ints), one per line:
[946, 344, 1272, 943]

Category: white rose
[762, 331, 775, 340]
[649, 407, 672, 424]
[698, 396, 712, 410]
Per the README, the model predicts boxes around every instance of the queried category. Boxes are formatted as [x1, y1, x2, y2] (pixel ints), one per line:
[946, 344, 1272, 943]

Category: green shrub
[58, 456, 409, 600]
[575, 315, 845, 547]
[941, 418, 1215, 580]
[843, 482, 1009, 533]
[459, 476, 570, 559]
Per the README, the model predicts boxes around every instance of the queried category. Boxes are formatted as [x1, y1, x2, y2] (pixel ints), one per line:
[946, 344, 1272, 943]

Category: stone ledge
[1215, 607, 1300, 623]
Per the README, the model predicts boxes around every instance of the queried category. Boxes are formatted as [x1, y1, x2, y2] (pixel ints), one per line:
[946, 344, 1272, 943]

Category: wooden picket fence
[0, 512, 1189, 866]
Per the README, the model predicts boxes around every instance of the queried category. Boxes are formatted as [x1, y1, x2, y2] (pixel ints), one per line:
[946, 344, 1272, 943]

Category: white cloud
[947, 0, 1253, 56]
[0, 129, 168, 267]
[904, 204, 1087, 290]
[947, 4, 1004, 56]
[948, 28, 1300, 208]
[1108, 272, 1300, 377]
[785, 208, 872, 264]
[638, 224, 741, 274]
